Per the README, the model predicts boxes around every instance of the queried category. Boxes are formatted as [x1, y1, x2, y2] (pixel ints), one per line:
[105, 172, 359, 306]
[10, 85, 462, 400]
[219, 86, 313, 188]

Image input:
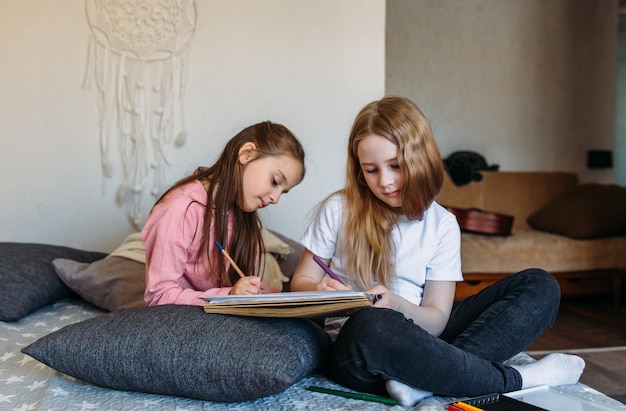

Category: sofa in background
[437, 171, 626, 307]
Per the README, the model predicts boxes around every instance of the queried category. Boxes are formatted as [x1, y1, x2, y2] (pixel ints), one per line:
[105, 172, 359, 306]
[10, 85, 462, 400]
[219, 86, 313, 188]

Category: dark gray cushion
[22, 304, 329, 402]
[0, 243, 107, 321]
[52, 256, 146, 312]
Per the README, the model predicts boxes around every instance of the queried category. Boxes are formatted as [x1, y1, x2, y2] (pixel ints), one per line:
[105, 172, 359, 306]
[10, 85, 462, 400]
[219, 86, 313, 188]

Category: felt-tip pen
[312, 255, 346, 285]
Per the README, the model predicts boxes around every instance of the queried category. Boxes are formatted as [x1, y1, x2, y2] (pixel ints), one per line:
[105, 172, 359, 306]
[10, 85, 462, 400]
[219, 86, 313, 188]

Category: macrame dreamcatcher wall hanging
[83, 0, 197, 230]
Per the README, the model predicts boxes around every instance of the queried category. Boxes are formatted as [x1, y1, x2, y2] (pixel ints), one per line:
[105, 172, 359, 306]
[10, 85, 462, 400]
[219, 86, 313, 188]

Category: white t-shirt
[300, 193, 463, 307]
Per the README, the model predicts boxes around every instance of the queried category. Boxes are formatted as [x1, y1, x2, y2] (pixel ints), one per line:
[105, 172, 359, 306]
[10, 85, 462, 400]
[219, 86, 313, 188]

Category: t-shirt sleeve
[426, 210, 463, 283]
[299, 195, 342, 258]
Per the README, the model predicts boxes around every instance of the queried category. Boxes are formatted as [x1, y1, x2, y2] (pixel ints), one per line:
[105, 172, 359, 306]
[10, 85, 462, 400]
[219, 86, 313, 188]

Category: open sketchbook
[201, 291, 375, 318]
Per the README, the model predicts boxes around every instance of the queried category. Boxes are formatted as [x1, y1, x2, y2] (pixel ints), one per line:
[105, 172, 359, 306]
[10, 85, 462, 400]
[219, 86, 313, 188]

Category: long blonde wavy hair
[339, 96, 445, 290]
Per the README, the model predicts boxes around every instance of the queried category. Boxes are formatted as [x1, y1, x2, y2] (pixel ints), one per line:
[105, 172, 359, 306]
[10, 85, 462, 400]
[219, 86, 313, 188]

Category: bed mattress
[2, 299, 624, 411]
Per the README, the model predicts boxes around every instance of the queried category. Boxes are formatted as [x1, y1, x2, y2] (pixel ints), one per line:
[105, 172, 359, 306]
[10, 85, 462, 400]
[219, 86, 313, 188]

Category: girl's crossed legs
[329, 269, 584, 403]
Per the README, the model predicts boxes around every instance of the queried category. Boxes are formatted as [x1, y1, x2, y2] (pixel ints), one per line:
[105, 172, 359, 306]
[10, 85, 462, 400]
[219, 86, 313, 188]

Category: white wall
[386, 0, 618, 184]
[0, 0, 385, 252]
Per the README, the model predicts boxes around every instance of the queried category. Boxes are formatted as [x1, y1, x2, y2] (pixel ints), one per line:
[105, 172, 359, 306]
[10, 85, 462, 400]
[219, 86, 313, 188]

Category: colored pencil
[307, 385, 397, 406]
[215, 240, 246, 279]
[313, 255, 346, 285]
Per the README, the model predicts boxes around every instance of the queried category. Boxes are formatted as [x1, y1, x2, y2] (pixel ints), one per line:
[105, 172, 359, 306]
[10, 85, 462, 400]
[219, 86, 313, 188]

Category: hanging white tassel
[84, 0, 197, 229]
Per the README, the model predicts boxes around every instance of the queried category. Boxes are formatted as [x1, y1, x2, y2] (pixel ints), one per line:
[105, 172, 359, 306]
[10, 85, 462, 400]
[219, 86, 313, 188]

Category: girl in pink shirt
[141, 121, 305, 306]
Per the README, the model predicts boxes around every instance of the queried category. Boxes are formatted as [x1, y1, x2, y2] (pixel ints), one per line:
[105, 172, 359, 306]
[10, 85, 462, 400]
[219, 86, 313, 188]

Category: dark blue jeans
[328, 268, 560, 397]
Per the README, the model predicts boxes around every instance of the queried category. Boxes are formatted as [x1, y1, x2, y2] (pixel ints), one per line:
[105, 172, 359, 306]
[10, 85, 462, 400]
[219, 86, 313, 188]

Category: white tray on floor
[505, 385, 624, 411]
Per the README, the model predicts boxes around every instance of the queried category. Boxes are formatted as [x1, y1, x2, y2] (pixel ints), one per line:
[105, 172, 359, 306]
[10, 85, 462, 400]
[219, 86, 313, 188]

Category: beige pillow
[527, 183, 626, 239]
[260, 229, 294, 290]
[52, 256, 146, 311]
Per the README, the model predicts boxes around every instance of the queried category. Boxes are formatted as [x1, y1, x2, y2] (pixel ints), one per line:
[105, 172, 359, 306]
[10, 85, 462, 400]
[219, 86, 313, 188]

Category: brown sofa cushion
[527, 183, 626, 239]
[438, 171, 578, 229]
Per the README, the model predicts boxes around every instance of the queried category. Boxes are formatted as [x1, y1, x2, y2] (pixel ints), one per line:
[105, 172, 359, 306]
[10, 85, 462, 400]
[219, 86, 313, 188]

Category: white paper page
[200, 290, 371, 304]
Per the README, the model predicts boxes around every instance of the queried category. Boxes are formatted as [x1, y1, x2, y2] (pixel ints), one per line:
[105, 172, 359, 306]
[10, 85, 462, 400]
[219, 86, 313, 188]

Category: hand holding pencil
[215, 240, 263, 295]
[312, 255, 352, 291]
[312, 254, 385, 304]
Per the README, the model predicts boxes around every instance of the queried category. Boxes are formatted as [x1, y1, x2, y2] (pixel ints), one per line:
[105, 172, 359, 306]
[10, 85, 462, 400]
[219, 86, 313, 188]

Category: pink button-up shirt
[141, 180, 233, 306]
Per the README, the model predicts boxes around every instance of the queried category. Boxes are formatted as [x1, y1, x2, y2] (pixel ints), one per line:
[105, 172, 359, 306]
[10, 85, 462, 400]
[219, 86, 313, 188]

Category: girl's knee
[517, 268, 560, 297]
[516, 268, 561, 319]
[336, 307, 406, 348]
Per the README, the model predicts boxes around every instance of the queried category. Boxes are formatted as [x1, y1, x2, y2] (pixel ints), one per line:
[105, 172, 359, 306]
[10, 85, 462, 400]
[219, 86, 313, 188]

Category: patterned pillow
[0, 243, 107, 321]
[22, 304, 330, 402]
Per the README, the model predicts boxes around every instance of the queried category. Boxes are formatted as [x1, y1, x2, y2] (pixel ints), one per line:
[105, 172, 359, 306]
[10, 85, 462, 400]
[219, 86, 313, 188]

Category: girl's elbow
[289, 278, 304, 291]
[430, 323, 447, 338]
[290, 276, 313, 292]
[144, 294, 159, 306]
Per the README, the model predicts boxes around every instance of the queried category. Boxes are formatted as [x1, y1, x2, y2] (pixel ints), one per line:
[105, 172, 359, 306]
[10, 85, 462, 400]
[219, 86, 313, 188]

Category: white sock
[512, 353, 585, 389]
[386, 379, 433, 407]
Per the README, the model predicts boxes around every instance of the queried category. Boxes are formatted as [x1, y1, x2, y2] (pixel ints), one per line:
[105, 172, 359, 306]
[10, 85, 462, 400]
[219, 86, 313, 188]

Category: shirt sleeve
[426, 208, 463, 283]
[299, 194, 343, 258]
[141, 185, 232, 307]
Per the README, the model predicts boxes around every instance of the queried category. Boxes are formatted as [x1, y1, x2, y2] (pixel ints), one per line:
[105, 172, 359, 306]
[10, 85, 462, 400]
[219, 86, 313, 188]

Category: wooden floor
[524, 295, 626, 404]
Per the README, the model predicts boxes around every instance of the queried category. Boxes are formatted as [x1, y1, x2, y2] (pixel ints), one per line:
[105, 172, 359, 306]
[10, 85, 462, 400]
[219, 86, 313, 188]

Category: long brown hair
[340, 96, 444, 289]
[154, 121, 305, 286]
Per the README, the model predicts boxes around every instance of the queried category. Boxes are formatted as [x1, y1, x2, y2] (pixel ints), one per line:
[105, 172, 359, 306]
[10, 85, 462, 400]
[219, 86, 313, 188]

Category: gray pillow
[52, 256, 146, 312]
[22, 304, 329, 402]
[0, 243, 107, 321]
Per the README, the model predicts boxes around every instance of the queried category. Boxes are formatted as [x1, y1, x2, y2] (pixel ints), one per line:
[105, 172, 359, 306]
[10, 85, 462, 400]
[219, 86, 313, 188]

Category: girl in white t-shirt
[290, 96, 585, 406]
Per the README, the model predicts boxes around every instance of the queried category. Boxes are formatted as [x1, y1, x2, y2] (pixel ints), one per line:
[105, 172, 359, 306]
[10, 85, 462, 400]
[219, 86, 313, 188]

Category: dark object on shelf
[444, 150, 499, 186]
